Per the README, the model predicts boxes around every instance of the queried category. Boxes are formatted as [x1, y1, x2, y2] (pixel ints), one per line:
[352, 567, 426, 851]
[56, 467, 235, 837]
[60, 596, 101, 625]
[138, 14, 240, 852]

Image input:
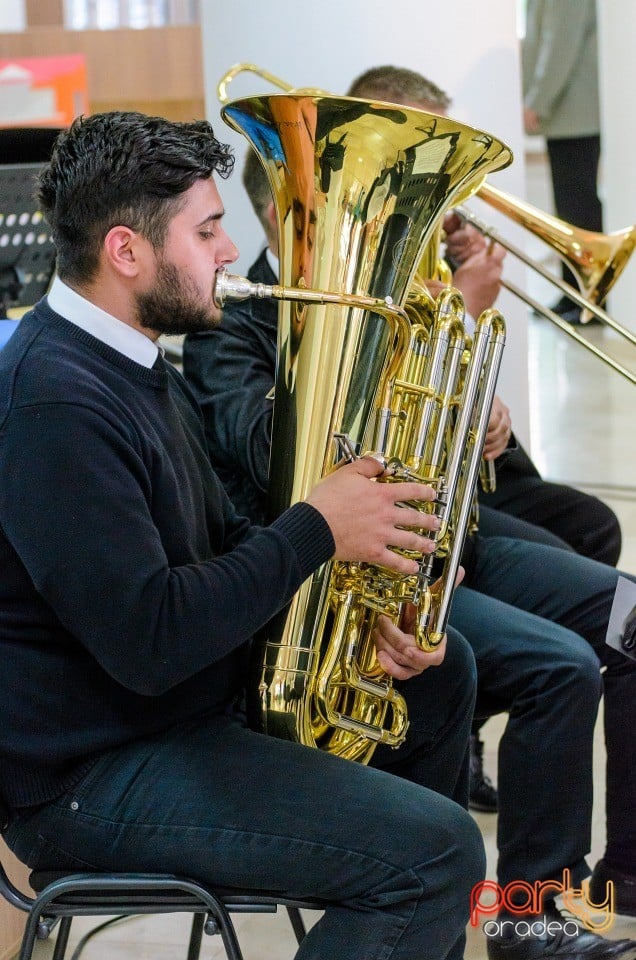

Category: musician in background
[346, 66, 621, 568]
[345, 64, 622, 818]
[0, 110, 486, 960]
[182, 68, 636, 960]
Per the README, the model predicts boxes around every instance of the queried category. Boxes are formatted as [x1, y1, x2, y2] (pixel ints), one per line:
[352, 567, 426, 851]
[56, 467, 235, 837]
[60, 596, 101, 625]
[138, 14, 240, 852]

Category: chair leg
[52, 917, 73, 960]
[199, 905, 246, 960]
[286, 906, 307, 945]
[19, 910, 48, 960]
[186, 912, 205, 960]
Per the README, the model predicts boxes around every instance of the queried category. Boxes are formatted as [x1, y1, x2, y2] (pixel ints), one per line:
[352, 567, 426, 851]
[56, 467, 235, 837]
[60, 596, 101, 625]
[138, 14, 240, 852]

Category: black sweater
[0, 301, 334, 808]
[183, 249, 277, 525]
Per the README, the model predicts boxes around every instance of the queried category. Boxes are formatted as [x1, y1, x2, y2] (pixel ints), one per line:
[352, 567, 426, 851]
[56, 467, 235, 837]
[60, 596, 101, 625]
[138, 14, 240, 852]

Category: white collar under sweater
[47, 276, 159, 369]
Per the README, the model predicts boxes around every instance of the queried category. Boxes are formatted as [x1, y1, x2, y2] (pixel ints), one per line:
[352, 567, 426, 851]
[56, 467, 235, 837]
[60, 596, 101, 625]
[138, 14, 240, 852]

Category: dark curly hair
[38, 111, 235, 284]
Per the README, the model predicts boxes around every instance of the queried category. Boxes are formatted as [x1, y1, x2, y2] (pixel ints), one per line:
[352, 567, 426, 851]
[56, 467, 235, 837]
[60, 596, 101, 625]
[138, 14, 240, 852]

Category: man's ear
[103, 225, 147, 278]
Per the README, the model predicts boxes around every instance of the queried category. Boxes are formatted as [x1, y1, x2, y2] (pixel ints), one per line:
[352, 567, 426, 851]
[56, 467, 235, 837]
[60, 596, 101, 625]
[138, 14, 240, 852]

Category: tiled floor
[29, 165, 636, 957]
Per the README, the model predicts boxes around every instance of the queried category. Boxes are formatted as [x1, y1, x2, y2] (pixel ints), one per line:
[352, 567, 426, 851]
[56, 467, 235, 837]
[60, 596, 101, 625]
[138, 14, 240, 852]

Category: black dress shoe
[469, 733, 498, 813]
[590, 860, 636, 917]
[485, 901, 636, 960]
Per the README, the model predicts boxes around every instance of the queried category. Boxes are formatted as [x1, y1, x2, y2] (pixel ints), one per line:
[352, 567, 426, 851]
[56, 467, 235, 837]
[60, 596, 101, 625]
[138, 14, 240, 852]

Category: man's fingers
[376, 637, 447, 679]
[376, 649, 419, 680]
[355, 455, 386, 478]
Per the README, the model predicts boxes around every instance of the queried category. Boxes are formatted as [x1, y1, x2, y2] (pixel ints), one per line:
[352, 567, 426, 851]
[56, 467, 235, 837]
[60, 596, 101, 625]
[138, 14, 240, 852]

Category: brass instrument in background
[215, 83, 511, 763]
[460, 183, 636, 385]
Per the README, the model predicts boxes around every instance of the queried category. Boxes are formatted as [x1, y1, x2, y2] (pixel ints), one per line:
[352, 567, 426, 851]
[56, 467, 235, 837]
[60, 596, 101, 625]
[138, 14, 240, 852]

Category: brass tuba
[216, 90, 511, 762]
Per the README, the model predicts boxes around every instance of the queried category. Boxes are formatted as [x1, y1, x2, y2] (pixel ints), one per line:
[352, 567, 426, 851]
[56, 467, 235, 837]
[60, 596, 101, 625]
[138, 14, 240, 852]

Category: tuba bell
[217, 90, 511, 763]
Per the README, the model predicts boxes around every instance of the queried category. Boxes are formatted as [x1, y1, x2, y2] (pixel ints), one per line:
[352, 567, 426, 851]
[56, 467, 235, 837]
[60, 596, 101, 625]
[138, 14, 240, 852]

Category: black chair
[1, 798, 321, 960]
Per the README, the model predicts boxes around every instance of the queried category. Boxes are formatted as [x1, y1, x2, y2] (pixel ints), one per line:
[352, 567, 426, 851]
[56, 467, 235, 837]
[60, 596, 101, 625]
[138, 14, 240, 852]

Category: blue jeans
[4, 630, 483, 960]
[451, 535, 636, 887]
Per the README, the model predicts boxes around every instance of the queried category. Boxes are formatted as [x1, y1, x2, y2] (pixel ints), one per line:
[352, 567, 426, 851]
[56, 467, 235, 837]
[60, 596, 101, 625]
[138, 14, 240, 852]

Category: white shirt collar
[47, 276, 160, 368]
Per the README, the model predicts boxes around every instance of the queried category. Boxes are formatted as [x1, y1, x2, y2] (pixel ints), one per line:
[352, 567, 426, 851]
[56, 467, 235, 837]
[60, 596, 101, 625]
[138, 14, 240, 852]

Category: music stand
[0, 127, 60, 329]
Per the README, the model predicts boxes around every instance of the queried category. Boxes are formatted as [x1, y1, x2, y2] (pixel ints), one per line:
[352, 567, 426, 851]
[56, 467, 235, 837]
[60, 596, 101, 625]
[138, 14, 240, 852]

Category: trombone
[460, 182, 636, 386]
[217, 61, 636, 386]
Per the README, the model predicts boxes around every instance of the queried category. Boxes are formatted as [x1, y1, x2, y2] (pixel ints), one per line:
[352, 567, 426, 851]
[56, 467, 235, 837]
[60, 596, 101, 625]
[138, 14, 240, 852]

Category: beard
[135, 258, 220, 336]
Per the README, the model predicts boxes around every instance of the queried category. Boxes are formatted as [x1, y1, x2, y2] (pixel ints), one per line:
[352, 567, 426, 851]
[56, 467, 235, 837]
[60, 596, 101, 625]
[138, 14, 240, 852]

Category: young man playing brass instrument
[0, 109, 491, 960]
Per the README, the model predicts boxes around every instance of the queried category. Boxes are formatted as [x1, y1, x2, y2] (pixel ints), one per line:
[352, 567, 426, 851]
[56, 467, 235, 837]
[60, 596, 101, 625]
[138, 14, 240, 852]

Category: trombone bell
[459, 183, 636, 384]
[479, 182, 636, 310]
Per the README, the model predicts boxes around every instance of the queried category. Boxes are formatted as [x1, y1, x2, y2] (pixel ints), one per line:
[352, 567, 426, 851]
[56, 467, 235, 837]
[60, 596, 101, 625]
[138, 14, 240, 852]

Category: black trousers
[546, 134, 603, 290]
[478, 442, 622, 568]
[474, 443, 622, 773]
[3, 632, 482, 960]
[452, 536, 636, 884]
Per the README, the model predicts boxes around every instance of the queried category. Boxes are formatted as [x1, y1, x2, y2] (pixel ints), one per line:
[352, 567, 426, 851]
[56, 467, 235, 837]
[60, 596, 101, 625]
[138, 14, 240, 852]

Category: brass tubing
[459, 204, 636, 345]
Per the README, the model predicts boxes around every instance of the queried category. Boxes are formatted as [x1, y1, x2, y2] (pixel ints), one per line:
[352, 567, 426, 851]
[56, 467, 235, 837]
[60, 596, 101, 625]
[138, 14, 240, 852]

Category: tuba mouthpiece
[213, 268, 274, 307]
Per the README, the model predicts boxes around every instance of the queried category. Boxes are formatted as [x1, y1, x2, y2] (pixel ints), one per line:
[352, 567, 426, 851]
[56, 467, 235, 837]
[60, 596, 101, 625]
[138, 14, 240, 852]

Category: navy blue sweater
[0, 301, 334, 808]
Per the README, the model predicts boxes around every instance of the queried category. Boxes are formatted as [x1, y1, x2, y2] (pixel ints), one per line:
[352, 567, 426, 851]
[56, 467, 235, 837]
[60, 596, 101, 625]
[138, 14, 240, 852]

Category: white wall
[598, 0, 636, 332]
[0, 0, 26, 31]
[201, 0, 530, 441]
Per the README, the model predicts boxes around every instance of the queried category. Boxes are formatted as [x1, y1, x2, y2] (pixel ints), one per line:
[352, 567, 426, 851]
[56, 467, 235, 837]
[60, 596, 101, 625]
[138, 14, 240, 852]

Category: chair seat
[29, 868, 323, 911]
[2, 860, 323, 960]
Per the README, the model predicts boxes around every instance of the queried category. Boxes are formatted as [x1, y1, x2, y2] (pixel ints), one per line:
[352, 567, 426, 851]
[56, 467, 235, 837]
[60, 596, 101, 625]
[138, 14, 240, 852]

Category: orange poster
[0, 55, 89, 129]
